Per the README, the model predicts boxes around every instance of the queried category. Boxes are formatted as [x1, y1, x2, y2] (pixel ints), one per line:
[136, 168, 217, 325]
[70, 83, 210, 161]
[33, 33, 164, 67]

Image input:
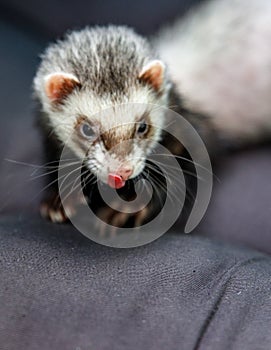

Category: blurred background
[0, 0, 204, 39]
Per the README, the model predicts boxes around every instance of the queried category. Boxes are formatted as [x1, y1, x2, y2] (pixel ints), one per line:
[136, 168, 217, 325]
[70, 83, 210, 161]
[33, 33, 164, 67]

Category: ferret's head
[34, 26, 171, 188]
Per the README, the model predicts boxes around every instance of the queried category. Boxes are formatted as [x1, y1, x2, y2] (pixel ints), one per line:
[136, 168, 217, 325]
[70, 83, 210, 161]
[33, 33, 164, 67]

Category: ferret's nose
[118, 166, 133, 181]
[107, 166, 133, 189]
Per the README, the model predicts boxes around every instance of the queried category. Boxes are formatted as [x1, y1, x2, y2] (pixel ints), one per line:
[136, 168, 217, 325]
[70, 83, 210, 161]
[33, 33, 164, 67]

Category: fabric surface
[0, 214, 271, 350]
[196, 146, 271, 253]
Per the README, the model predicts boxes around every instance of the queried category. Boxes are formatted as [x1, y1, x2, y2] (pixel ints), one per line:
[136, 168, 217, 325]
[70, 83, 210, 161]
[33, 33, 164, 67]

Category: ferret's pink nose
[108, 174, 125, 189]
[118, 166, 133, 181]
[107, 166, 133, 189]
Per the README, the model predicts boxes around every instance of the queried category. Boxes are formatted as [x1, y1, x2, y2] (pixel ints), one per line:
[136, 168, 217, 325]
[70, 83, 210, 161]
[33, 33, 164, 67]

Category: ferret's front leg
[96, 200, 152, 228]
[39, 124, 84, 223]
[40, 191, 70, 223]
[93, 182, 164, 235]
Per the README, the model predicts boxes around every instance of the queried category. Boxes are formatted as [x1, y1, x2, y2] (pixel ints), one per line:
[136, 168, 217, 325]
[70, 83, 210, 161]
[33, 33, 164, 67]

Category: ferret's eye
[80, 123, 95, 139]
[136, 121, 148, 135]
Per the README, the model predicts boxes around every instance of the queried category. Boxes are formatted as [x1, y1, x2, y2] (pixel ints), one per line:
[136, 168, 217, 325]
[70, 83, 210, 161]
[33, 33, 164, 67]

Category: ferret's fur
[35, 27, 173, 197]
[34, 26, 202, 225]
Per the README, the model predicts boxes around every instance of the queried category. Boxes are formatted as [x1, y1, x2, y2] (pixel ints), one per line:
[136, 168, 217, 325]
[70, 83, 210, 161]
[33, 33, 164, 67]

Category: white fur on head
[33, 26, 170, 182]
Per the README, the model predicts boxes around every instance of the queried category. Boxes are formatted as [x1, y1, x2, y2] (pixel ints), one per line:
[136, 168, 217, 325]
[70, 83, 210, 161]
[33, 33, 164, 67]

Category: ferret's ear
[44, 72, 81, 104]
[138, 60, 165, 92]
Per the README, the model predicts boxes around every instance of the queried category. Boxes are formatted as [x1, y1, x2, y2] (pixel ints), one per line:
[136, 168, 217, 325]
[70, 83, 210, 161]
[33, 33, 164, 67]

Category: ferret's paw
[40, 203, 68, 223]
[96, 207, 130, 236]
[95, 203, 150, 236]
[40, 194, 77, 224]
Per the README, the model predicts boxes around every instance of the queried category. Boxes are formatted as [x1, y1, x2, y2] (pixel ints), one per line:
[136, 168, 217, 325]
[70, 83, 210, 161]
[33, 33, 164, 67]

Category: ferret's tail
[154, 0, 271, 147]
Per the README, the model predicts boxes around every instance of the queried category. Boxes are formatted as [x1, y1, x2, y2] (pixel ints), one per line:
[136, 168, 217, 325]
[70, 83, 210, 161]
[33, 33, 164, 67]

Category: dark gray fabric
[0, 214, 271, 350]
[196, 146, 271, 253]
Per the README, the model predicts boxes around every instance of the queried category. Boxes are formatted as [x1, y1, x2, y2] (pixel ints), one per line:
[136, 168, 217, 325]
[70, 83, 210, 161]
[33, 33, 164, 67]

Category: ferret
[34, 0, 271, 229]
[34, 26, 209, 228]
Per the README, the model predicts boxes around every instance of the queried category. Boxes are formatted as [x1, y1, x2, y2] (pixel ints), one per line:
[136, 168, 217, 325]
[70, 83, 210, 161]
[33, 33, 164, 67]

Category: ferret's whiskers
[144, 161, 197, 205]
[142, 170, 164, 209]
[150, 152, 218, 181]
[5, 157, 79, 170]
[60, 169, 93, 204]
[149, 158, 205, 182]
[58, 164, 86, 193]
[25, 170, 75, 206]
[30, 161, 82, 180]
[147, 170, 181, 205]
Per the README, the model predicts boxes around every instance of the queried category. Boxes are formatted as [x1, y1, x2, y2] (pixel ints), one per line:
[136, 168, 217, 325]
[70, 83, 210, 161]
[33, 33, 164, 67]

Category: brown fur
[139, 61, 164, 92]
[45, 74, 81, 105]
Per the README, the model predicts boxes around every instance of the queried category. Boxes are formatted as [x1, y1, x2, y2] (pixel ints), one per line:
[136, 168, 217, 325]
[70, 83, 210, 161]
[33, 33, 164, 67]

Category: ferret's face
[68, 102, 165, 188]
[37, 60, 168, 188]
